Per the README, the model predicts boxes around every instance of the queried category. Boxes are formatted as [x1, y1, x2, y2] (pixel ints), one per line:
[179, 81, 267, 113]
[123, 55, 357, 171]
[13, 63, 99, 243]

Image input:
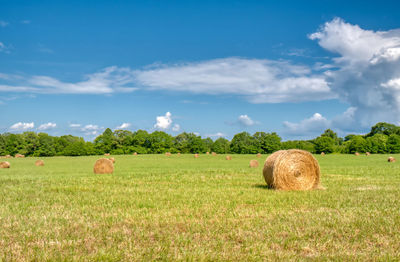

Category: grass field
[1, 154, 400, 261]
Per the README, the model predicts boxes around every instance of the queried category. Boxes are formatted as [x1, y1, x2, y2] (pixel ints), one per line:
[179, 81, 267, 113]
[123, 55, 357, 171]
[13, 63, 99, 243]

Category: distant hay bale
[104, 153, 110, 156]
[0, 161, 10, 168]
[15, 154, 25, 158]
[256, 153, 262, 158]
[109, 157, 115, 163]
[388, 157, 396, 163]
[263, 149, 321, 190]
[93, 158, 114, 174]
[165, 152, 171, 156]
[212, 152, 217, 156]
[206, 152, 210, 155]
[35, 160, 44, 166]
[5, 155, 11, 158]
[194, 154, 199, 158]
[249, 160, 259, 168]
[321, 152, 325, 156]
[226, 155, 232, 160]
[177, 152, 181, 155]
[133, 152, 138, 155]
[354, 152, 360, 156]
[366, 152, 371, 156]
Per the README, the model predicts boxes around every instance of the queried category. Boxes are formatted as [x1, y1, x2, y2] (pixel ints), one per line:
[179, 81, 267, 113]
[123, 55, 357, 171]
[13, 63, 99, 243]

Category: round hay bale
[177, 152, 181, 155]
[206, 152, 210, 155]
[5, 155, 11, 158]
[0, 161, 10, 168]
[15, 154, 25, 158]
[212, 152, 217, 156]
[320, 152, 325, 156]
[133, 152, 138, 155]
[366, 152, 371, 156]
[93, 158, 114, 174]
[35, 160, 44, 166]
[249, 160, 259, 168]
[226, 155, 232, 160]
[109, 157, 115, 163]
[256, 153, 262, 158]
[354, 152, 360, 156]
[263, 149, 321, 190]
[104, 153, 110, 156]
[194, 154, 199, 158]
[165, 152, 171, 156]
[388, 157, 396, 163]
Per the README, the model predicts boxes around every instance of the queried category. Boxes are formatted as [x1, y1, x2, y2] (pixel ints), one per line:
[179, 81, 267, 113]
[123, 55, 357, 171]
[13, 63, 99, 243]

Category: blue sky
[1, 0, 400, 140]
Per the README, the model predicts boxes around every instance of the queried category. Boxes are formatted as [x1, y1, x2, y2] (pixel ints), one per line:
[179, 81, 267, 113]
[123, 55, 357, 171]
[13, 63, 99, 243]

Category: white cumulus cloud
[9, 122, 34, 131]
[116, 123, 131, 129]
[283, 113, 330, 137]
[238, 115, 256, 126]
[38, 122, 57, 130]
[154, 112, 173, 130]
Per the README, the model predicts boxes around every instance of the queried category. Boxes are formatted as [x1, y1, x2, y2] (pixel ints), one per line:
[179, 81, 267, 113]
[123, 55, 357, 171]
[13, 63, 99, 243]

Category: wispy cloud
[9, 122, 34, 131]
[0, 42, 11, 53]
[0, 21, 8, 27]
[38, 122, 57, 131]
[283, 113, 330, 137]
[20, 20, 31, 24]
[116, 123, 131, 129]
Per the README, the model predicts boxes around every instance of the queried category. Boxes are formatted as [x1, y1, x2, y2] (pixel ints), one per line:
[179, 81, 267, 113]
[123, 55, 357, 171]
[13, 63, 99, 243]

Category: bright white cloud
[116, 123, 131, 129]
[38, 122, 56, 130]
[134, 58, 334, 103]
[9, 122, 34, 131]
[0, 21, 8, 27]
[172, 124, 180, 132]
[206, 132, 226, 138]
[69, 123, 81, 128]
[154, 112, 173, 130]
[310, 18, 400, 128]
[238, 115, 256, 126]
[283, 113, 330, 136]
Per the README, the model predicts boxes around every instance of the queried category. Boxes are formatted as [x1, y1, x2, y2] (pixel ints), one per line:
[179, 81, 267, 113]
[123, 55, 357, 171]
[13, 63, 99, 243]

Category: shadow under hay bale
[249, 160, 259, 168]
[35, 160, 44, 166]
[93, 158, 114, 174]
[0, 161, 10, 168]
[263, 149, 321, 190]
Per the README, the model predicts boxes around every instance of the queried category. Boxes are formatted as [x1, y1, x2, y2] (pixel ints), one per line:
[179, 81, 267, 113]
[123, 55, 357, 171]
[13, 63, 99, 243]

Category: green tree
[253, 132, 281, 153]
[366, 122, 400, 137]
[366, 134, 388, 153]
[346, 136, 369, 153]
[211, 137, 230, 154]
[314, 136, 335, 154]
[36, 133, 56, 156]
[387, 134, 400, 153]
[230, 132, 258, 154]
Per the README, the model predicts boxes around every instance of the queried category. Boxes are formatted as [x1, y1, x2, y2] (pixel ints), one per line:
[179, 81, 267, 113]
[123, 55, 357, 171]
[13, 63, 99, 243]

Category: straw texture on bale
[388, 157, 396, 163]
[354, 152, 360, 156]
[15, 154, 25, 158]
[104, 153, 110, 156]
[256, 153, 262, 158]
[0, 161, 10, 168]
[109, 157, 115, 163]
[249, 160, 259, 168]
[226, 156, 232, 160]
[194, 154, 199, 158]
[263, 149, 321, 190]
[93, 158, 114, 174]
[35, 160, 44, 166]
[165, 152, 171, 156]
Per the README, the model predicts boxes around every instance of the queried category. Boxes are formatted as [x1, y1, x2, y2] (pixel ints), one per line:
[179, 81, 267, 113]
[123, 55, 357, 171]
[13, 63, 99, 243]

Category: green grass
[1, 154, 400, 261]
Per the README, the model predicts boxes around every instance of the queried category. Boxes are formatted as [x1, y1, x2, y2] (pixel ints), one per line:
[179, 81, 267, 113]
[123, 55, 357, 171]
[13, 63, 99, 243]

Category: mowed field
[1, 154, 400, 261]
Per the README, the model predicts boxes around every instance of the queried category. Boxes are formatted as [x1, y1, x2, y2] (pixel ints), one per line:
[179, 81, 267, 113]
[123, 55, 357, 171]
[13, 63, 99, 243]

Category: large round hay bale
[256, 153, 262, 158]
[226, 155, 232, 160]
[194, 154, 199, 158]
[109, 157, 115, 163]
[15, 154, 25, 158]
[263, 149, 321, 190]
[165, 152, 171, 156]
[249, 160, 259, 168]
[354, 152, 360, 156]
[0, 161, 10, 168]
[388, 157, 396, 163]
[93, 158, 114, 174]
[35, 160, 44, 166]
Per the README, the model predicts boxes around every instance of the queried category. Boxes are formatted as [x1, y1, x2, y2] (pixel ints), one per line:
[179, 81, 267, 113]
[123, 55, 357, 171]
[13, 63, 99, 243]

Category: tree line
[1, 122, 400, 157]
